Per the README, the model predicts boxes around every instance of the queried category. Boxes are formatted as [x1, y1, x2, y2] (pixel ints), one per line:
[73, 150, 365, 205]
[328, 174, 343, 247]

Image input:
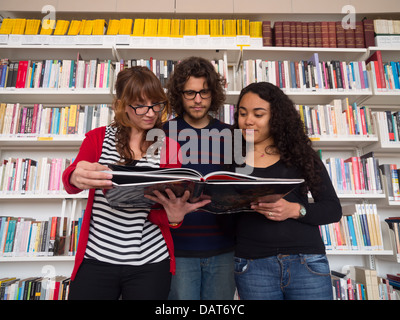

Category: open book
[103, 164, 304, 214]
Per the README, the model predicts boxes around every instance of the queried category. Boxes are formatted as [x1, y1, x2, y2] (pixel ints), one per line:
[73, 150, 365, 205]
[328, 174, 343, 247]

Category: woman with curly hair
[232, 82, 342, 300]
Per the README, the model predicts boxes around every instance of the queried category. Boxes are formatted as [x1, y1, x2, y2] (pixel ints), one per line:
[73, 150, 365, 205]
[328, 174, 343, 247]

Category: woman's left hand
[144, 188, 211, 224]
[251, 198, 301, 221]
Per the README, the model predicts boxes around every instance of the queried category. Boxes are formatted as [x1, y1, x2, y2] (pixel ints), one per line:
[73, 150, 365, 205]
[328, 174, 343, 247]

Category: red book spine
[302, 22, 308, 47]
[335, 22, 346, 48]
[362, 19, 375, 48]
[274, 21, 283, 47]
[355, 21, 365, 48]
[321, 21, 330, 48]
[262, 21, 272, 46]
[314, 22, 322, 47]
[15, 60, 28, 88]
[345, 28, 355, 48]
[282, 21, 291, 47]
[308, 22, 315, 47]
[328, 22, 337, 47]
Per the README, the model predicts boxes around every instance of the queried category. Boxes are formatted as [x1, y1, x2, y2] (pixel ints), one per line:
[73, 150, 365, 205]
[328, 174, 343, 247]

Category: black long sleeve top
[234, 159, 343, 259]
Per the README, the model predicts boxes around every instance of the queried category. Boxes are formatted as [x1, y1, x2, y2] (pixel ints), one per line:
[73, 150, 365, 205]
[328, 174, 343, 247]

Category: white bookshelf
[0, 1, 399, 296]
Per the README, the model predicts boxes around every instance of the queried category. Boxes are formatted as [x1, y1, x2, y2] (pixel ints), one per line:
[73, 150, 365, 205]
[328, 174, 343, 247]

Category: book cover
[103, 165, 304, 214]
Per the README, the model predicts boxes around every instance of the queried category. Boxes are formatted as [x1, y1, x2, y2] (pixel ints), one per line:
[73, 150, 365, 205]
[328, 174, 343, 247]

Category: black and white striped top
[84, 126, 169, 265]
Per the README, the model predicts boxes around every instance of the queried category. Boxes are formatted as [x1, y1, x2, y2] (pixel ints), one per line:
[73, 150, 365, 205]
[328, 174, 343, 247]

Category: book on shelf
[242, 54, 370, 92]
[379, 164, 400, 202]
[103, 164, 304, 214]
[373, 111, 400, 145]
[323, 151, 383, 195]
[331, 266, 399, 300]
[0, 58, 114, 90]
[0, 213, 82, 259]
[320, 203, 384, 252]
[297, 99, 375, 137]
[0, 103, 114, 137]
[0, 276, 71, 300]
[385, 217, 400, 255]
[0, 157, 90, 196]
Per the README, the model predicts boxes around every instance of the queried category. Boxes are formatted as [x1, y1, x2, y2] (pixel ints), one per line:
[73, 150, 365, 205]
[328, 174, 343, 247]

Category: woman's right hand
[70, 161, 113, 190]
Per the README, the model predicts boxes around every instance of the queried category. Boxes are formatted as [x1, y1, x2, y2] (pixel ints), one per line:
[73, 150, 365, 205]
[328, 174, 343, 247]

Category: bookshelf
[0, 1, 399, 300]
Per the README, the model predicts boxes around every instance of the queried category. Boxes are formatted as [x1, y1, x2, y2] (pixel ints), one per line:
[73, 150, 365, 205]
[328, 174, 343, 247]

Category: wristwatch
[299, 205, 307, 217]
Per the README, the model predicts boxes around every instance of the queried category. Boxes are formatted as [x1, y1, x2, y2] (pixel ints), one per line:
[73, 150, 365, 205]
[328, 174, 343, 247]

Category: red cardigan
[62, 126, 181, 280]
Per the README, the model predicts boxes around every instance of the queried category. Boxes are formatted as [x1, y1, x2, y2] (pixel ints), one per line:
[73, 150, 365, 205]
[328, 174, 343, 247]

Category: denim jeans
[234, 254, 333, 300]
[168, 251, 235, 300]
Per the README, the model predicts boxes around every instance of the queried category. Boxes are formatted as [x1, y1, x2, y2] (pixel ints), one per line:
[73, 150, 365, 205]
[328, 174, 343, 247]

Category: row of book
[1, 213, 82, 258]
[385, 217, 400, 255]
[272, 20, 372, 49]
[121, 58, 228, 89]
[0, 276, 71, 300]
[0, 58, 114, 90]
[374, 111, 400, 144]
[0, 18, 258, 38]
[296, 100, 375, 137]
[323, 152, 383, 195]
[0, 157, 77, 195]
[321, 203, 384, 251]
[380, 164, 400, 202]
[331, 266, 399, 300]
[0, 18, 379, 49]
[242, 55, 371, 92]
[0, 103, 114, 137]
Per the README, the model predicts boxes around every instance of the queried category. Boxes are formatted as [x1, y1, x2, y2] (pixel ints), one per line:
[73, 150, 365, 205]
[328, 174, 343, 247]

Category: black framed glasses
[182, 89, 212, 100]
[128, 101, 166, 115]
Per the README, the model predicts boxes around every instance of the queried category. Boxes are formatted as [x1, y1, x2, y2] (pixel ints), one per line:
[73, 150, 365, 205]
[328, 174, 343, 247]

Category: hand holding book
[145, 188, 211, 224]
[70, 161, 113, 190]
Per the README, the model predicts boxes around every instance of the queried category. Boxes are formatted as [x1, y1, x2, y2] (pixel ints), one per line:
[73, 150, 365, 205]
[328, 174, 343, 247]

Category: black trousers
[68, 258, 171, 300]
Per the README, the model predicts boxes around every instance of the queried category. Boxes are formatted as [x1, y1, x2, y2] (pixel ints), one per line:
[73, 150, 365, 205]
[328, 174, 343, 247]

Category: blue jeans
[234, 254, 333, 300]
[169, 251, 235, 300]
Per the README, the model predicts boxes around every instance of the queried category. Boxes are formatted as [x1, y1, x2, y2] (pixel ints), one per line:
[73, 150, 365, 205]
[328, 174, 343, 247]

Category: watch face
[300, 206, 306, 216]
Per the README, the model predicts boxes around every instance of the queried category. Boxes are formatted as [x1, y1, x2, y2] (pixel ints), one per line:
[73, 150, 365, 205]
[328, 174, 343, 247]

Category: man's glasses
[182, 89, 212, 100]
[128, 101, 166, 115]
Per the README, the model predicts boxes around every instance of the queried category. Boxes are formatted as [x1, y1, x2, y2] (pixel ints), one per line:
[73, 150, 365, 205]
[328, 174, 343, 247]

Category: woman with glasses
[62, 66, 208, 300]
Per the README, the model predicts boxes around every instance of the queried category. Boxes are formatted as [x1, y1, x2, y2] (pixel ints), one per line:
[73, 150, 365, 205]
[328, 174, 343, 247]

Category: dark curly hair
[232, 82, 323, 195]
[166, 56, 226, 117]
[111, 66, 168, 164]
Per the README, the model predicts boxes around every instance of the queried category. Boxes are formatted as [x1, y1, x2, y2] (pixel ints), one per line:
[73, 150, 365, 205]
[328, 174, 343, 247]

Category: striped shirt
[84, 126, 169, 265]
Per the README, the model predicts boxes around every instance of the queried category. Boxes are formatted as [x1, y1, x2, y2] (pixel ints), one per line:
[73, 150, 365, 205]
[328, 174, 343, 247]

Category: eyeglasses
[182, 89, 212, 100]
[128, 101, 166, 115]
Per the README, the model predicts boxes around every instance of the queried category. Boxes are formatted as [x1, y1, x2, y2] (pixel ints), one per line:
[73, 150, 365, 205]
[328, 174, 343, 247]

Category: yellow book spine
[119, 19, 133, 35]
[107, 19, 120, 35]
[184, 19, 196, 36]
[25, 19, 40, 35]
[67, 20, 82, 35]
[0, 18, 16, 34]
[54, 20, 69, 35]
[157, 19, 171, 37]
[92, 19, 105, 35]
[11, 19, 26, 35]
[197, 19, 210, 35]
[210, 19, 223, 37]
[224, 20, 236, 36]
[132, 19, 145, 36]
[40, 20, 56, 35]
[237, 19, 249, 36]
[250, 21, 262, 37]
[144, 19, 158, 37]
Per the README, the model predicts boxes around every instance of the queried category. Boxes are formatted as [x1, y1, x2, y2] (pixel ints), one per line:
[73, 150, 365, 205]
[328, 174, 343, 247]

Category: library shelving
[0, 3, 399, 299]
